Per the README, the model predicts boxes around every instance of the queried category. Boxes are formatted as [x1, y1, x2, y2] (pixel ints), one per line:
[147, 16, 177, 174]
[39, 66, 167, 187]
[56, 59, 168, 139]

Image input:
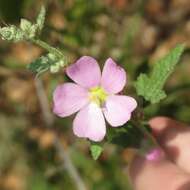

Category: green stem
[132, 120, 159, 147]
[30, 38, 65, 58]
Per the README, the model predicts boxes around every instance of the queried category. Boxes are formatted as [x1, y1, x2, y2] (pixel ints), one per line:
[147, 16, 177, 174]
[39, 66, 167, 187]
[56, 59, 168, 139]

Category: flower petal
[101, 58, 126, 94]
[66, 56, 101, 88]
[73, 103, 106, 142]
[103, 95, 137, 127]
[53, 83, 89, 117]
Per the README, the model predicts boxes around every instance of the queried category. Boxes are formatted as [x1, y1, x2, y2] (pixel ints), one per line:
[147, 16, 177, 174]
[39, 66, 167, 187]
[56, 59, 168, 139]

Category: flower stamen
[89, 87, 108, 106]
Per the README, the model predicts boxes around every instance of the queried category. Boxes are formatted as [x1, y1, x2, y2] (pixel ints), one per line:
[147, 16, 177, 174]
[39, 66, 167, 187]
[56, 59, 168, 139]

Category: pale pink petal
[53, 83, 89, 117]
[101, 58, 126, 94]
[66, 56, 101, 88]
[73, 103, 106, 142]
[103, 95, 137, 127]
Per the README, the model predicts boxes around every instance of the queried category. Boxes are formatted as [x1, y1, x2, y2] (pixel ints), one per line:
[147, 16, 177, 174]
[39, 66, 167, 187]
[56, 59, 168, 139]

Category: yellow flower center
[89, 87, 108, 106]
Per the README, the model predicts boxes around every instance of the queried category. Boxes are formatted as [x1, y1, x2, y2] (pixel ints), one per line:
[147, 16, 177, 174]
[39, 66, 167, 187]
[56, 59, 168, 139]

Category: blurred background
[0, 0, 190, 189]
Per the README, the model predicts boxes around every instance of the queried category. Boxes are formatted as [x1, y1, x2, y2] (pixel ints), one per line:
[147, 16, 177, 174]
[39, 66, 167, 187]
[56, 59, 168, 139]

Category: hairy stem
[30, 38, 67, 60]
[132, 120, 159, 148]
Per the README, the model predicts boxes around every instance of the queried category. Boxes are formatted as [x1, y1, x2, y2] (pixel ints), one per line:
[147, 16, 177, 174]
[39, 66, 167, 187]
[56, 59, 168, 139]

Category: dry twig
[34, 78, 87, 190]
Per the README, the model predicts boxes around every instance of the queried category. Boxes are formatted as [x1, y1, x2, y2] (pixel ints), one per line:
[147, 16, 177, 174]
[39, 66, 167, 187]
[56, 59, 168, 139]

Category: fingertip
[128, 149, 166, 190]
[149, 116, 171, 130]
[148, 116, 184, 137]
[128, 154, 145, 185]
[128, 150, 190, 190]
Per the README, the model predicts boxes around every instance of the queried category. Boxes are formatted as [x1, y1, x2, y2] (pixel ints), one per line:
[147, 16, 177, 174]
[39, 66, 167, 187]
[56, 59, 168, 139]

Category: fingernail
[145, 148, 163, 161]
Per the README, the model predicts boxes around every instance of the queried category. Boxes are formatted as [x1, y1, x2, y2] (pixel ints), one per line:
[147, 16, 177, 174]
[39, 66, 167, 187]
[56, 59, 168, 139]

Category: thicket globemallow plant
[0, 5, 186, 160]
[53, 56, 137, 142]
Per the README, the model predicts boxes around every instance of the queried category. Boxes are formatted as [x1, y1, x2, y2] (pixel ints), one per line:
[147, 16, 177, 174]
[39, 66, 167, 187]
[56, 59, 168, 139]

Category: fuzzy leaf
[0, 25, 25, 42]
[20, 19, 32, 31]
[90, 144, 103, 160]
[28, 55, 50, 76]
[28, 53, 65, 76]
[36, 6, 46, 34]
[20, 19, 38, 39]
[135, 44, 185, 103]
[0, 6, 46, 42]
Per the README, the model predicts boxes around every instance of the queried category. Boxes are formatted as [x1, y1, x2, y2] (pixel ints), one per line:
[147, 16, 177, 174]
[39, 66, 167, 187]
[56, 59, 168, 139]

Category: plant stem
[30, 38, 66, 59]
[132, 120, 159, 147]
[34, 78, 87, 190]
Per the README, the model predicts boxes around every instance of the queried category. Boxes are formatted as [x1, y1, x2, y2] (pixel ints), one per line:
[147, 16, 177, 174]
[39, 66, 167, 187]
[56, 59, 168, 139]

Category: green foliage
[36, 6, 46, 34]
[28, 53, 65, 76]
[20, 18, 38, 39]
[19, 5, 45, 39]
[20, 18, 33, 31]
[0, 5, 45, 42]
[0, 25, 25, 42]
[135, 44, 185, 103]
[107, 124, 142, 148]
[1, 1, 190, 190]
[90, 144, 103, 160]
[0, 5, 66, 76]
[28, 55, 50, 75]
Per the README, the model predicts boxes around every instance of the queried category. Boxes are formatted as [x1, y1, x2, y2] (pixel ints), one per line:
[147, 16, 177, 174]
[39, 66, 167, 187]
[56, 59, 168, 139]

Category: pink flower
[53, 56, 137, 142]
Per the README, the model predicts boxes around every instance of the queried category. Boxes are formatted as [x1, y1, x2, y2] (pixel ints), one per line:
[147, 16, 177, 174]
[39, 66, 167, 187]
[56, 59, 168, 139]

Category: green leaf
[107, 123, 142, 148]
[36, 6, 46, 34]
[20, 19, 32, 31]
[90, 144, 103, 160]
[0, 25, 25, 42]
[0, 6, 46, 42]
[20, 19, 37, 39]
[28, 55, 50, 76]
[19, 6, 46, 39]
[135, 44, 185, 103]
[28, 53, 66, 76]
